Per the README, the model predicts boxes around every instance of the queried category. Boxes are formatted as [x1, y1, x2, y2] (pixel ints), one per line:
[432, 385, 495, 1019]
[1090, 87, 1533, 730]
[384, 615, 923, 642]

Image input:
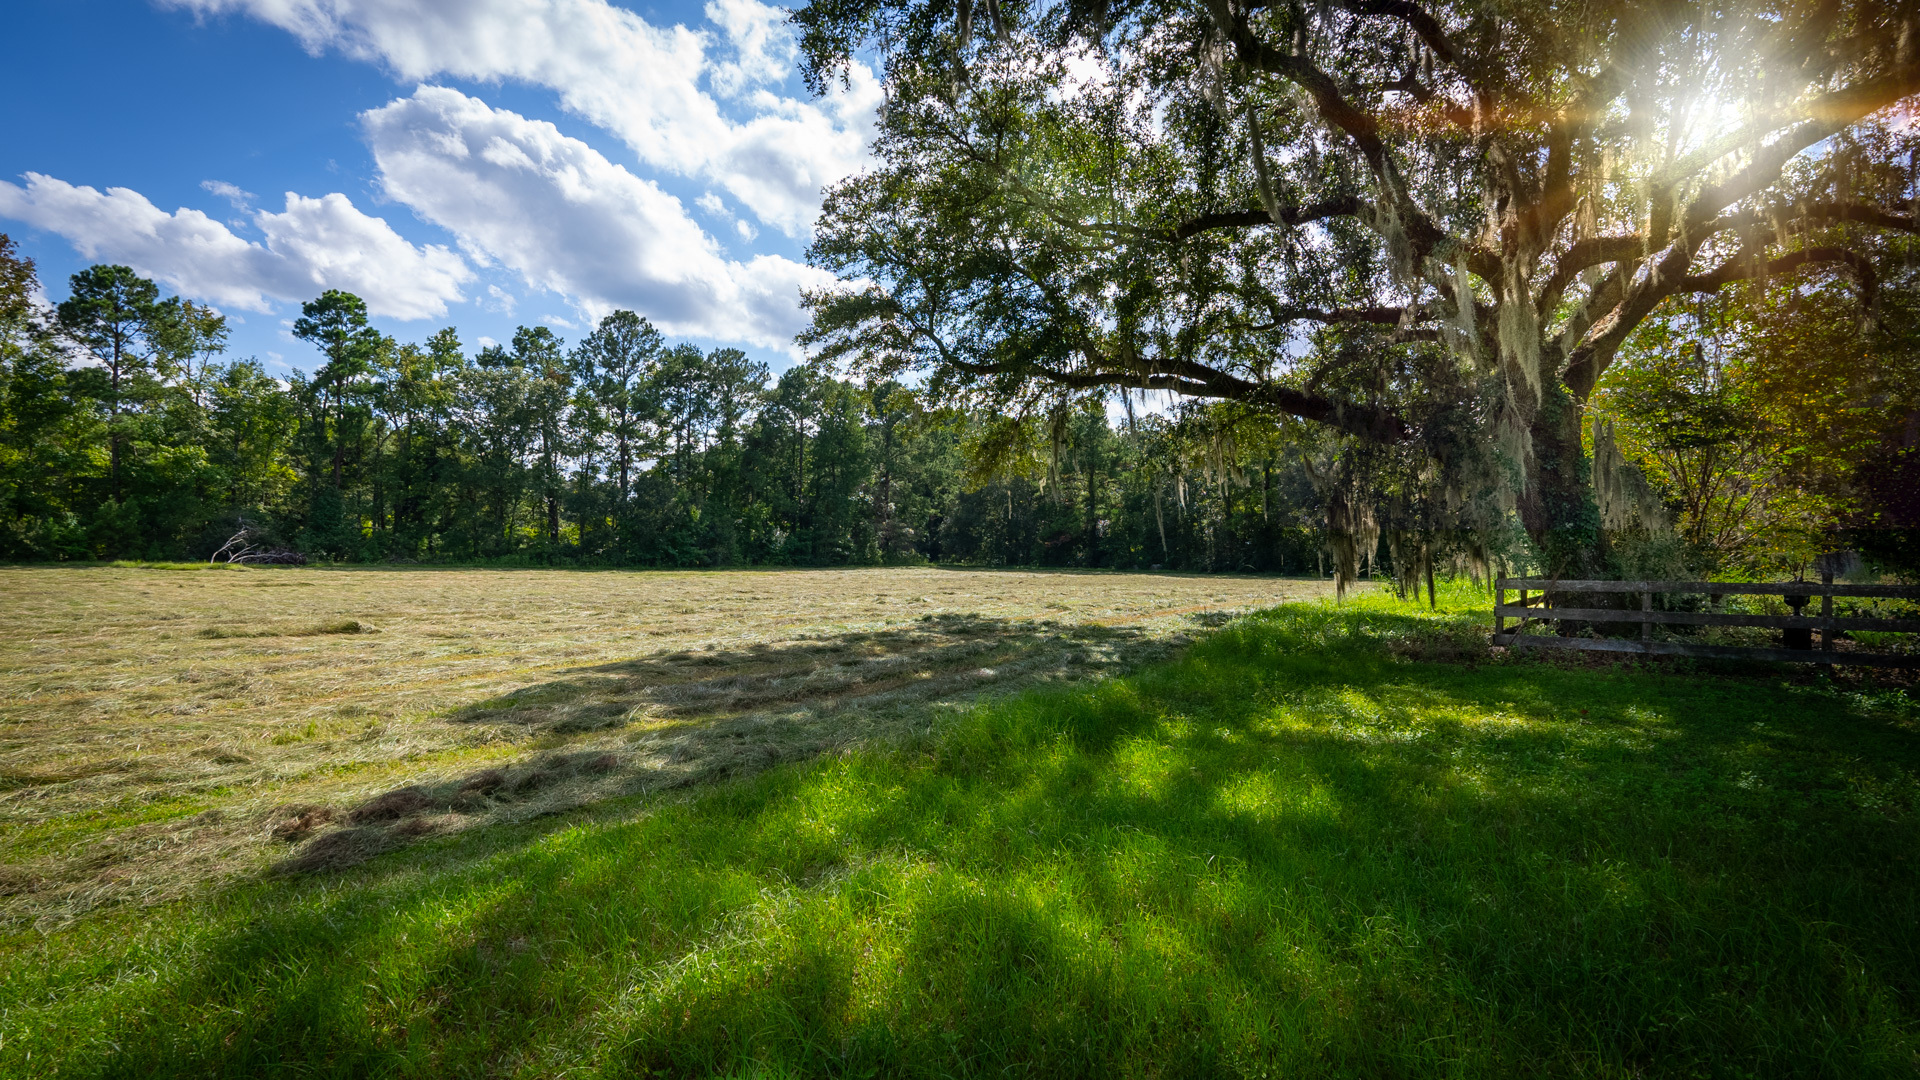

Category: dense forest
[0, 233, 1914, 580]
[0, 237, 1337, 572]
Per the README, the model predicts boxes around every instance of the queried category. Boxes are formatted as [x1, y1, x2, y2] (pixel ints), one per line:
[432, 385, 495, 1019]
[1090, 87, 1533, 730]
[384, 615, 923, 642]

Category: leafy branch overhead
[794, 0, 1920, 570]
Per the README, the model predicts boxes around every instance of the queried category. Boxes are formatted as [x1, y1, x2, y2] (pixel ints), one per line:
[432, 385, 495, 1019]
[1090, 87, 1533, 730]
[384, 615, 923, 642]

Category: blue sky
[1, 0, 879, 376]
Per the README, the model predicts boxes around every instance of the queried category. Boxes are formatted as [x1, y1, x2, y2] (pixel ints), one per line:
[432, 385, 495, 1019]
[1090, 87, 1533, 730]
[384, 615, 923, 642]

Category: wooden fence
[1492, 576, 1920, 668]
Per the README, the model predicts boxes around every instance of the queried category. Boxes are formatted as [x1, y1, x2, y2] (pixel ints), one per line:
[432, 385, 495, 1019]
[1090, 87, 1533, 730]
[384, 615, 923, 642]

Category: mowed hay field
[0, 564, 1332, 928]
[2, 589, 1917, 1077]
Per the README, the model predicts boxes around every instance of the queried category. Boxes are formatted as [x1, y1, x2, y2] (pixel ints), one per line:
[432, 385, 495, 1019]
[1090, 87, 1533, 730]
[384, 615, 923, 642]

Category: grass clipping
[0, 565, 1330, 929]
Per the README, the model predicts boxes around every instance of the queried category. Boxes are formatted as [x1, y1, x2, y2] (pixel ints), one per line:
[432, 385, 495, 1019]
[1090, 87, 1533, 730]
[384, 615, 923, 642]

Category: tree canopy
[795, 0, 1920, 574]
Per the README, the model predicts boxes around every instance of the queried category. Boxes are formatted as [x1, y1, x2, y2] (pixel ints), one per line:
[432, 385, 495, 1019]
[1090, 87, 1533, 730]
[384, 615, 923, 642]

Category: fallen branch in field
[208, 528, 308, 565]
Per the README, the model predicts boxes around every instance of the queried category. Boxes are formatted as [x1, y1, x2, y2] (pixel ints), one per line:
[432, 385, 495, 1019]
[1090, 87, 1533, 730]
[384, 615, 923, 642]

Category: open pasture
[0, 565, 1330, 927]
[2, 593, 1917, 1077]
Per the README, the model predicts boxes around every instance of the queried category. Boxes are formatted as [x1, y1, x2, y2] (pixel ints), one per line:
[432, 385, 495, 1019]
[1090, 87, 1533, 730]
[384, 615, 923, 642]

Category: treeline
[6, 239, 1914, 578]
[0, 243, 1335, 570]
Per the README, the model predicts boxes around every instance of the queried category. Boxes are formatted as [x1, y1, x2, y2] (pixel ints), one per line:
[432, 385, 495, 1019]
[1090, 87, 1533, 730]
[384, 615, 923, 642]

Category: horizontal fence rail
[1492, 577, 1920, 668]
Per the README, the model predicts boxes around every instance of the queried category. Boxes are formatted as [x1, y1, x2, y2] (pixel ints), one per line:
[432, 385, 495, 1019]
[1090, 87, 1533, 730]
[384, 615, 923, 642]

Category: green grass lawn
[4, 591, 1917, 1077]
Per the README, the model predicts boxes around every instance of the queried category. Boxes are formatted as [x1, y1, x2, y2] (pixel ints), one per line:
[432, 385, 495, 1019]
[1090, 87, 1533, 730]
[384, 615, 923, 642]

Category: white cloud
[165, 0, 880, 236]
[361, 86, 834, 351]
[201, 179, 256, 208]
[0, 173, 470, 319]
[258, 192, 473, 316]
[704, 0, 796, 98]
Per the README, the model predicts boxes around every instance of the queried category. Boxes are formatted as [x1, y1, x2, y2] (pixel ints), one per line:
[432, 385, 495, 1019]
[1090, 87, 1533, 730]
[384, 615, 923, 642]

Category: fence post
[1821, 570, 1835, 664]
[1642, 588, 1652, 646]
[1518, 584, 1529, 634]
[1495, 578, 1505, 639]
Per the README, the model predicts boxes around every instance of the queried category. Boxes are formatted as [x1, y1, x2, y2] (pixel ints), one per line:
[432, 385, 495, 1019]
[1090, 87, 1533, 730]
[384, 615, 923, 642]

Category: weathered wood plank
[1490, 633, 1920, 668]
[1822, 578, 1836, 655]
[1491, 605, 1920, 633]
[1497, 578, 1920, 599]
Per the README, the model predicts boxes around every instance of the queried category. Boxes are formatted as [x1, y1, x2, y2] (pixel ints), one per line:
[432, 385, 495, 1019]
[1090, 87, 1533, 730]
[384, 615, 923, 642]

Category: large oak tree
[795, 0, 1920, 573]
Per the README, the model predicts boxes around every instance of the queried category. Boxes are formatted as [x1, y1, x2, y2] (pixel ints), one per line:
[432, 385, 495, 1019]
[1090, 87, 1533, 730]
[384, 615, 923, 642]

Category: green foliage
[792, 0, 1920, 576]
[6, 595, 1917, 1076]
[1598, 234, 1920, 577]
[0, 246, 1393, 573]
[7, 240, 1908, 578]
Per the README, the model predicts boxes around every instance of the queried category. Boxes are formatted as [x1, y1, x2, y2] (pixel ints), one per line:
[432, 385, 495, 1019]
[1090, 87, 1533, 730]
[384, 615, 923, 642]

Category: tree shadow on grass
[452, 611, 1175, 733]
[21, 603, 1920, 1078]
[261, 613, 1189, 874]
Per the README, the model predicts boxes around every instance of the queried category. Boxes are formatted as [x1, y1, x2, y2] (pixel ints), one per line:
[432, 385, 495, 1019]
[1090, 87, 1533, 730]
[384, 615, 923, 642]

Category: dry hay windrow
[0, 565, 1334, 929]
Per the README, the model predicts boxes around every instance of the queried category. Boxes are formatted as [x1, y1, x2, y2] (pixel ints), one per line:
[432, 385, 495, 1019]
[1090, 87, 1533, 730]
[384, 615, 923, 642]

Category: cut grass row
[4, 591, 1918, 1077]
[1, 565, 1319, 926]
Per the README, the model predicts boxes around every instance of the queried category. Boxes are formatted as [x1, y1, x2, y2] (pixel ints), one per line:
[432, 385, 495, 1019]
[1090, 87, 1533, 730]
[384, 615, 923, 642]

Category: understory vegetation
[4, 590, 1915, 1077]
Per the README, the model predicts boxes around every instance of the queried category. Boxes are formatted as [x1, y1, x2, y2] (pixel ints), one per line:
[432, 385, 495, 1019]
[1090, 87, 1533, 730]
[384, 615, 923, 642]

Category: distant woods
[1, 238, 1914, 578]
[0, 245, 1336, 571]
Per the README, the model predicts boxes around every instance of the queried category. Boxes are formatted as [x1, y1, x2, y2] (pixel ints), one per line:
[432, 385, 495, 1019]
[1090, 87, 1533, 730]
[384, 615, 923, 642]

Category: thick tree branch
[945, 347, 1413, 443]
[1785, 201, 1920, 234]
[1675, 244, 1876, 303]
[1271, 305, 1423, 326]
[1171, 196, 1364, 240]
[1683, 64, 1920, 235]
[1116, 366, 1415, 442]
[1204, 0, 1471, 276]
[1713, 201, 1920, 238]
[1535, 235, 1645, 321]
[1555, 263, 1632, 398]
[1527, 119, 1576, 249]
